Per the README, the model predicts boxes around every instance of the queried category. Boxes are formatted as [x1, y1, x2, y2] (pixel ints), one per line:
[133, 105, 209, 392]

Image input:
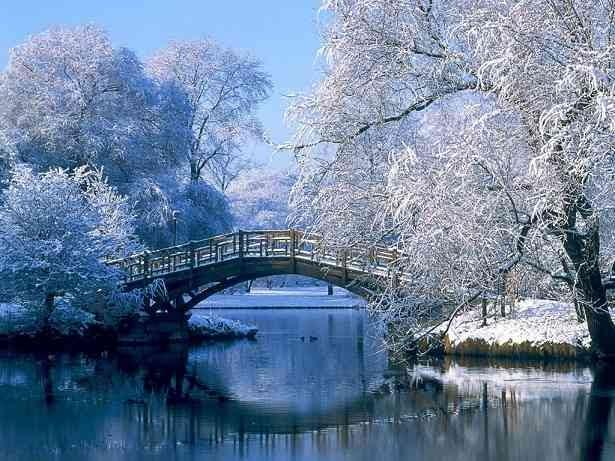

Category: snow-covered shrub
[48, 297, 98, 337]
[188, 314, 257, 339]
[0, 303, 41, 337]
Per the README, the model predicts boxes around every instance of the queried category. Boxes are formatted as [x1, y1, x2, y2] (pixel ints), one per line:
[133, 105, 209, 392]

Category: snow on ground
[441, 299, 592, 357]
[196, 286, 366, 309]
[188, 313, 257, 339]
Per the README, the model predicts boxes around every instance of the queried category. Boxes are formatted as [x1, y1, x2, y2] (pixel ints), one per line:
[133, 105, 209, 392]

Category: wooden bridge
[109, 229, 399, 312]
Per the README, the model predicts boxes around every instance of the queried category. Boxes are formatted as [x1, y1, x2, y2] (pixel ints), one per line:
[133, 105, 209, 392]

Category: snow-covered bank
[0, 302, 257, 346]
[439, 299, 593, 359]
[195, 287, 366, 309]
[188, 313, 257, 340]
[0, 302, 99, 339]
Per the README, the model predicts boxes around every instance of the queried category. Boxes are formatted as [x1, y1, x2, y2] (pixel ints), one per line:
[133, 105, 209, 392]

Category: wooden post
[189, 242, 196, 269]
[290, 230, 297, 273]
[238, 230, 244, 260]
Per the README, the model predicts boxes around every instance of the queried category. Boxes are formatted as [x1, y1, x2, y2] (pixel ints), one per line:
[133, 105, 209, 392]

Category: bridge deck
[109, 229, 398, 285]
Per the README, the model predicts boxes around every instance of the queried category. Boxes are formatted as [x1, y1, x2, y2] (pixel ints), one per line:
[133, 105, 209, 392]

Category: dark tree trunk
[190, 160, 201, 183]
[43, 292, 55, 334]
[574, 298, 585, 323]
[563, 219, 615, 357]
[579, 276, 615, 357]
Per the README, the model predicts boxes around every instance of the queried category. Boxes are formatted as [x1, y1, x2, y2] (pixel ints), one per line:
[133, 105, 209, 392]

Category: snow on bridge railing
[107, 229, 400, 284]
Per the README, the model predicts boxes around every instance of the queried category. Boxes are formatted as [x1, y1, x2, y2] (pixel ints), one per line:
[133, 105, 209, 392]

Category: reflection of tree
[117, 344, 190, 401]
[39, 354, 55, 405]
[580, 363, 615, 461]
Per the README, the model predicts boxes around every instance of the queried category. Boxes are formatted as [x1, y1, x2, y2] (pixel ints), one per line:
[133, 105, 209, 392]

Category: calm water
[0, 308, 614, 461]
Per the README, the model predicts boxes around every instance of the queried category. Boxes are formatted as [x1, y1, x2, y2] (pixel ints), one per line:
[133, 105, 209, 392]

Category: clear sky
[0, 0, 324, 169]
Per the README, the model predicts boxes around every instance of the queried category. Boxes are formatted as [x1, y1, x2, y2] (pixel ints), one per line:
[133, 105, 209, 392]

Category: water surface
[0, 308, 613, 460]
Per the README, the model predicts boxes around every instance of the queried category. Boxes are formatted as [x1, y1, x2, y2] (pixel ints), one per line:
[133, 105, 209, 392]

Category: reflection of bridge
[109, 229, 399, 312]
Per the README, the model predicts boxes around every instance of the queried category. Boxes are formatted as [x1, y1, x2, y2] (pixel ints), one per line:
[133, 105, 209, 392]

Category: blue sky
[0, 1, 324, 168]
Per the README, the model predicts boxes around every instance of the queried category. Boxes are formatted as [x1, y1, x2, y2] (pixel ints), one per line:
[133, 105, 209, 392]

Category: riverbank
[437, 299, 593, 360]
[0, 302, 257, 348]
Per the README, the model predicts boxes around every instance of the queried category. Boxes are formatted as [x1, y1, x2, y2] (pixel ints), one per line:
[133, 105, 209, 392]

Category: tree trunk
[190, 160, 200, 183]
[43, 292, 55, 334]
[578, 274, 615, 357]
[574, 298, 585, 323]
[567, 236, 615, 356]
[561, 200, 615, 358]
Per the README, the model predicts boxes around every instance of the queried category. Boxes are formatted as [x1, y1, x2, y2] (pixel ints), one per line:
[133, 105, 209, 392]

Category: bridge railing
[108, 229, 399, 283]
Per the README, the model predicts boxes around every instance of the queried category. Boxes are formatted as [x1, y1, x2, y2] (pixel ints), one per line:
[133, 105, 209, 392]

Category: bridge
[109, 229, 399, 313]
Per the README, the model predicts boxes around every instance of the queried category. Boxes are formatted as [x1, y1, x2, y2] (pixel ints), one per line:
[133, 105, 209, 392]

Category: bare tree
[147, 40, 272, 183]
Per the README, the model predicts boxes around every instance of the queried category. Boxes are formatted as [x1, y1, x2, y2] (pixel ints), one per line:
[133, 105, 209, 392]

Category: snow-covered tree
[131, 172, 232, 248]
[0, 25, 186, 184]
[147, 40, 272, 183]
[0, 165, 138, 327]
[0, 26, 241, 250]
[228, 167, 295, 230]
[289, 0, 615, 356]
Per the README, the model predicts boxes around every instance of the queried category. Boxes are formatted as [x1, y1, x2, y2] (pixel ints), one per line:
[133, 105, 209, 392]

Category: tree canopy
[289, 0, 615, 356]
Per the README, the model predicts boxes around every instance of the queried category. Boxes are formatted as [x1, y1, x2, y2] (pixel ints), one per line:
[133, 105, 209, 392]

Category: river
[0, 307, 613, 460]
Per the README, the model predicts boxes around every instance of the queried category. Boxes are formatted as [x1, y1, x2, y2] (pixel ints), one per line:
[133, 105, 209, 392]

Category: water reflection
[0, 309, 612, 460]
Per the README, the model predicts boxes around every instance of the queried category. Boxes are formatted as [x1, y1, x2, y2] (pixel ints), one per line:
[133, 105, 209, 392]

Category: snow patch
[442, 299, 592, 354]
[188, 313, 257, 339]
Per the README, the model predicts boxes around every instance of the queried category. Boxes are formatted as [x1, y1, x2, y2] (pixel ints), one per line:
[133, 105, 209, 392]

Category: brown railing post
[238, 230, 244, 260]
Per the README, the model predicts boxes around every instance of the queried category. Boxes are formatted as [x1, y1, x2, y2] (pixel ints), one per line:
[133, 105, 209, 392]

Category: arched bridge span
[109, 230, 398, 312]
